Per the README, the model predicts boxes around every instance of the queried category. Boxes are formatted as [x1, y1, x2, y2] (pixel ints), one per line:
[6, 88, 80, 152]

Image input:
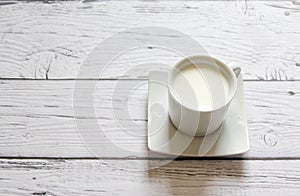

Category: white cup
[168, 55, 241, 136]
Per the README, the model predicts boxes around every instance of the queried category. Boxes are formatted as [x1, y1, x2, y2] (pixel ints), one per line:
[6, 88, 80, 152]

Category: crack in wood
[288, 91, 296, 95]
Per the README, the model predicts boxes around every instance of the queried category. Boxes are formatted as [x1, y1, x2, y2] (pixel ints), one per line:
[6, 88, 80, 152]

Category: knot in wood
[263, 132, 278, 147]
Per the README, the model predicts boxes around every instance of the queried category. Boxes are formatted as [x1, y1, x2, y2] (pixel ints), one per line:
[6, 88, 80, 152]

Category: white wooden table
[0, 0, 300, 195]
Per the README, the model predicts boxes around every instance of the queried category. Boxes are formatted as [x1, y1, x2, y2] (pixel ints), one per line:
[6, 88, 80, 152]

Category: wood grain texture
[0, 80, 299, 158]
[0, 1, 300, 80]
[1, 1, 299, 195]
[0, 159, 299, 195]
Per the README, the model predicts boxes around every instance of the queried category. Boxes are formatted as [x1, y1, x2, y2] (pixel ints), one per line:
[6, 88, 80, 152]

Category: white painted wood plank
[0, 80, 299, 158]
[0, 159, 299, 195]
[0, 1, 299, 80]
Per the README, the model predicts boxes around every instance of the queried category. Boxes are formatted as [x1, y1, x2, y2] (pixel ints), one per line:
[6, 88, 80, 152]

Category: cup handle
[228, 63, 241, 78]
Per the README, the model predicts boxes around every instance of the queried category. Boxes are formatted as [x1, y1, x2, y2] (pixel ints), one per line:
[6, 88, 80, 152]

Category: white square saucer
[147, 71, 249, 157]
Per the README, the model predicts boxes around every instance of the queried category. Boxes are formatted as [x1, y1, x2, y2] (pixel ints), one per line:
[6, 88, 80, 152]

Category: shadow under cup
[167, 56, 238, 137]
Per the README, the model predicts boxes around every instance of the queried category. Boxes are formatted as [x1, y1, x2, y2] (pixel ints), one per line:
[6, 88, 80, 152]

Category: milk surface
[172, 65, 230, 109]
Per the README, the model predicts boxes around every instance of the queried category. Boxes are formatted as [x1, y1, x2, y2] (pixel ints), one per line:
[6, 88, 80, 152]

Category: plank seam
[0, 157, 299, 160]
[0, 78, 300, 82]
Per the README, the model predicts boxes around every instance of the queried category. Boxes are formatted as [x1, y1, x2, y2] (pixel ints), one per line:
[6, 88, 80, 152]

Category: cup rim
[168, 55, 238, 112]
